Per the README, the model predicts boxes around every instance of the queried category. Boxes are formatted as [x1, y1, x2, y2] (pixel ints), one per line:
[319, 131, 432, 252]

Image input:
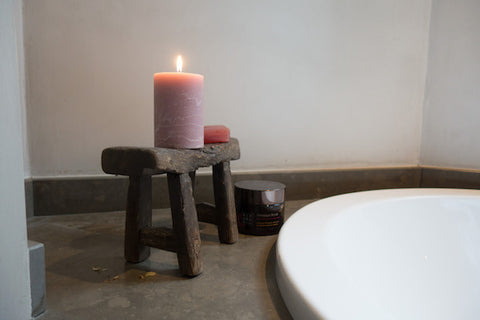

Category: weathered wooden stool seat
[101, 138, 240, 276]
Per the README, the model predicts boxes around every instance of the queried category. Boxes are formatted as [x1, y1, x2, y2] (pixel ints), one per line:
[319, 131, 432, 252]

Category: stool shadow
[46, 217, 221, 283]
[47, 233, 185, 283]
[199, 232, 219, 243]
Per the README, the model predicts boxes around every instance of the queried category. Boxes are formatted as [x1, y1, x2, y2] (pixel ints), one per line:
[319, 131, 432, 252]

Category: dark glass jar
[235, 180, 286, 236]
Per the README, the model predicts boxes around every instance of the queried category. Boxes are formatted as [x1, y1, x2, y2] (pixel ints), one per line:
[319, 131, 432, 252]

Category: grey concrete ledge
[26, 166, 480, 216]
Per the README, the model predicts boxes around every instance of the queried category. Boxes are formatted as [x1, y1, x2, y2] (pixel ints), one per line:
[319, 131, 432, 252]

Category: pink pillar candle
[154, 72, 204, 149]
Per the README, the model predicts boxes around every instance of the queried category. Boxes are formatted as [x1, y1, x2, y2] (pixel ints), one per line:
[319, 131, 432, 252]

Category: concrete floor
[27, 199, 316, 320]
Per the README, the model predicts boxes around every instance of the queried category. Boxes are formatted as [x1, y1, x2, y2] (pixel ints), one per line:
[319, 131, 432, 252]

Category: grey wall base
[25, 178, 34, 218]
[26, 166, 480, 216]
[28, 240, 46, 318]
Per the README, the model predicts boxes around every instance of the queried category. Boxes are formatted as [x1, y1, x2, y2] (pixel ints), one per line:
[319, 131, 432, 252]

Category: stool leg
[189, 171, 196, 192]
[212, 161, 238, 244]
[125, 174, 152, 263]
[167, 173, 203, 276]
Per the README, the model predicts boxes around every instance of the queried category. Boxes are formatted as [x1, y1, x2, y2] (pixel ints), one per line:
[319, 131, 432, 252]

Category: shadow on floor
[265, 241, 293, 320]
[46, 232, 186, 283]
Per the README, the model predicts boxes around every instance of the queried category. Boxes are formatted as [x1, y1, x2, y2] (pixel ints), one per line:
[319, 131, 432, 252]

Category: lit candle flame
[177, 55, 183, 72]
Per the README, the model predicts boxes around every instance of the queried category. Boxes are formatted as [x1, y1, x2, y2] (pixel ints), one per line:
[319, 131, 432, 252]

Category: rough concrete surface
[27, 199, 315, 319]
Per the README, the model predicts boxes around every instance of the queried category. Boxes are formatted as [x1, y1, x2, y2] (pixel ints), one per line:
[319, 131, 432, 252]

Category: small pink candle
[154, 56, 204, 149]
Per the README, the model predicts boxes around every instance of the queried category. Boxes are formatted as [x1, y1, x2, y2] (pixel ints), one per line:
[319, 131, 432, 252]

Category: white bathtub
[276, 188, 480, 320]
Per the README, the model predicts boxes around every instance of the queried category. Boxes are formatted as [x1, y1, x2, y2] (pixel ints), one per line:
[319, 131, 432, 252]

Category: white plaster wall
[17, 0, 30, 178]
[24, 0, 431, 177]
[420, 0, 480, 169]
[0, 0, 32, 318]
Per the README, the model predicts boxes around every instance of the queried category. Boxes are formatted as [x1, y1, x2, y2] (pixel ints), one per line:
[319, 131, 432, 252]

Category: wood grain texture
[189, 171, 196, 192]
[213, 161, 238, 244]
[124, 174, 152, 263]
[102, 138, 240, 175]
[140, 227, 177, 253]
[167, 173, 203, 276]
[196, 202, 217, 225]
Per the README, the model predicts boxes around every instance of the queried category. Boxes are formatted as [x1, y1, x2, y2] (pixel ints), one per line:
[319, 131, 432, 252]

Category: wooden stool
[101, 138, 240, 276]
